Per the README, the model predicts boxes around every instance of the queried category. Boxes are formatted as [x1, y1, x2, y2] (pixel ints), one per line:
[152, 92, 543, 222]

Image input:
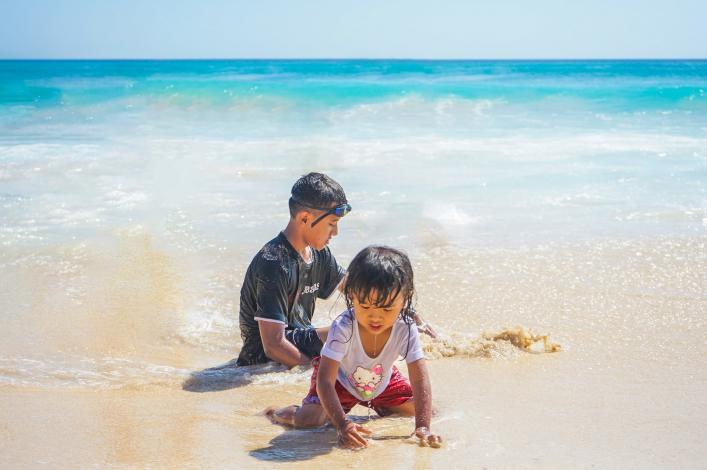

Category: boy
[236, 172, 350, 367]
[236, 172, 437, 367]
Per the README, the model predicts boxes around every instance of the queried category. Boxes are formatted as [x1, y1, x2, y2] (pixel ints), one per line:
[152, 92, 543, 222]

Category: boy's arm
[336, 273, 347, 294]
[412, 310, 438, 338]
[316, 355, 371, 448]
[252, 257, 308, 367]
[319, 251, 346, 299]
[408, 358, 442, 447]
[258, 321, 310, 368]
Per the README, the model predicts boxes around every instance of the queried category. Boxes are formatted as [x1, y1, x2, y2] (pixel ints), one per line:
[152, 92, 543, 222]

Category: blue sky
[1, 0, 705, 59]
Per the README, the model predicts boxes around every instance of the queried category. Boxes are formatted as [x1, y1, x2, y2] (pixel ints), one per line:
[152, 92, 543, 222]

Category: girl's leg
[378, 399, 439, 417]
[379, 399, 416, 417]
[293, 403, 329, 428]
[265, 403, 329, 428]
[264, 405, 298, 426]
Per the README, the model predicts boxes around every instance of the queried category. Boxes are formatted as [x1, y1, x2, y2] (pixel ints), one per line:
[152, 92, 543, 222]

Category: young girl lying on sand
[266, 245, 441, 449]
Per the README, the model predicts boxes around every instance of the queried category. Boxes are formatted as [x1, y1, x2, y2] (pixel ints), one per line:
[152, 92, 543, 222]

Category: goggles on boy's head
[290, 196, 352, 227]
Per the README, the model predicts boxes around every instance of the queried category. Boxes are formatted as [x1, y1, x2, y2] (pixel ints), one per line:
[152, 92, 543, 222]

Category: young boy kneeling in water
[266, 246, 441, 449]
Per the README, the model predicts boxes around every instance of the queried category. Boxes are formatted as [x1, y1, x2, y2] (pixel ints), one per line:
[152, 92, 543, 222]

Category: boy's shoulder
[247, 233, 298, 278]
[255, 232, 334, 265]
[257, 233, 295, 262]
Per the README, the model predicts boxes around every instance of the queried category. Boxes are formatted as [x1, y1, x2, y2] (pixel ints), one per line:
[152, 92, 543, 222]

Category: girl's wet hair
[331, 246, 417, 358]
[343, 245, 416, 326]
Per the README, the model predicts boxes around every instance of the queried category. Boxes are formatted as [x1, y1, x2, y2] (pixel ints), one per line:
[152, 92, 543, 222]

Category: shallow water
[1, 60, 706, 468]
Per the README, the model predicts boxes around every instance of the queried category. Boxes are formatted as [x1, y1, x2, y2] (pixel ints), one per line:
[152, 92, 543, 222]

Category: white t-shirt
[320, 310, 425, 402]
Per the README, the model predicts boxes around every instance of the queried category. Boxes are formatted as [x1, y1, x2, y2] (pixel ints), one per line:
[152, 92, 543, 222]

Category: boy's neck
[282, 222, 311, 261]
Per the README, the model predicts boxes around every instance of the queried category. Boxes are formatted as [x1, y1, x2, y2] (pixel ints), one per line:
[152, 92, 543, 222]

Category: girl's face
[351, 291, 405, 336]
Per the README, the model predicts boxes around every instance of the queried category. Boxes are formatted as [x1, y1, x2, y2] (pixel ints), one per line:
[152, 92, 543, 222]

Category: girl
[266, 245, 442, 449]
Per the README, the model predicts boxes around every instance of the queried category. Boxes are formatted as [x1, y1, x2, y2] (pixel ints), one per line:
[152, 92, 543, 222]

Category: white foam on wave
[72, 133, 699, 191]
[0, 355, 191, 390]
[0, 353, 314, 391]
[423, 203, 480, 227]
[143, 72, 299, 83]
[2, 129, 705, 170]
[328, 95, 502, 127]
[47, 205, 105, 226]
[26, 76, 137, 90]
[543, 193, 617, 208]
[143, 132, 707, 165]
[178, 299, 239, 352]
[103, 187, 149, 209]
[617, 207, 707, 223]
[1, 130, 704, 250]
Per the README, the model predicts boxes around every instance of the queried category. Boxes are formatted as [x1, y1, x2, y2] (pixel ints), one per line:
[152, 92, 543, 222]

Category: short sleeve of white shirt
[320, 314, 353, 362]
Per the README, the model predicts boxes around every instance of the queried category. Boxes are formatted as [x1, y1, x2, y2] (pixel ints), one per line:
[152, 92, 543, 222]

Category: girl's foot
[261, 406, 278, 420]
[262, 405, 299, 426]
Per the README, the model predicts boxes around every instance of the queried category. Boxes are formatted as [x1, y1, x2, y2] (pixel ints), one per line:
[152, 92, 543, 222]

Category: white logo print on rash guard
[302, 283, 320, 294]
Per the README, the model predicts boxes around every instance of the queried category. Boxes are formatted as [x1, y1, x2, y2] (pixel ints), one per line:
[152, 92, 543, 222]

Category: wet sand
[2, 235, 705, 468]
[2, 355, 705, 469]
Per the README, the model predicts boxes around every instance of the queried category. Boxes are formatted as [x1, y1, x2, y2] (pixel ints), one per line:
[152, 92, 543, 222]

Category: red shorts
[302, 357, 413, 416]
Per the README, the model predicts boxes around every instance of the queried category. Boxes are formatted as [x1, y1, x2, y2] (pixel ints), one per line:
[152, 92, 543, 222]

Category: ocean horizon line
[2, 57, 706, 62]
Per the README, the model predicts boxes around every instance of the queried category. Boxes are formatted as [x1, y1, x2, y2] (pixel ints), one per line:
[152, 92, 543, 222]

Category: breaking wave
[422, 327, 561, 360]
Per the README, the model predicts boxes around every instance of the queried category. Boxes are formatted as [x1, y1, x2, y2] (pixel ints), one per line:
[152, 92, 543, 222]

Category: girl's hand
[337, 420, 372, 449]
[413, 426, 442, 448]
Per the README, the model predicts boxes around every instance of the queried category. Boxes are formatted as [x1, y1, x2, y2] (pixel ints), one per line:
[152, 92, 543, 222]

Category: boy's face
[302, 209, 340, 250]
[351, 291, 405, 336]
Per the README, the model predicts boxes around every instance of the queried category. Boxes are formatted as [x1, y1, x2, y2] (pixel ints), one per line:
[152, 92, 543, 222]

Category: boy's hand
[413, 426, 442, 448]
[413, 310, 438, 339]
[417, 322, 438, 339]
[336, 420, 372, 449]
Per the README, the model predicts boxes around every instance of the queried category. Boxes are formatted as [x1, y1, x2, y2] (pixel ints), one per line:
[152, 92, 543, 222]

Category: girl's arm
[408, 358, 442, 448]
[316, 355, 372, 449]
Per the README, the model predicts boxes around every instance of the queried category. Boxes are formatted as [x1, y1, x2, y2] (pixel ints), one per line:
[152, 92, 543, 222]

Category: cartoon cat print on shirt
[348, 364, 383, 399]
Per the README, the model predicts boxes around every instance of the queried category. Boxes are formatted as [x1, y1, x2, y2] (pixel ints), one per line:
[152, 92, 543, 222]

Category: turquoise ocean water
[1, 60, 705, 251]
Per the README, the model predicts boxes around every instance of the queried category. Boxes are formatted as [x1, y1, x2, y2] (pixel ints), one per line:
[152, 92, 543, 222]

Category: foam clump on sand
[421, 326, 561, 359]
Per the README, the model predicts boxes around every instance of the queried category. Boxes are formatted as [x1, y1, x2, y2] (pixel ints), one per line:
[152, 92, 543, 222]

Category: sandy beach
[2, 232, 705, 468]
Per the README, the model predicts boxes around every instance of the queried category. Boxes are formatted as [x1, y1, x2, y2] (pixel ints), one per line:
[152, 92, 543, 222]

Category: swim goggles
[290, 196, 352, 227]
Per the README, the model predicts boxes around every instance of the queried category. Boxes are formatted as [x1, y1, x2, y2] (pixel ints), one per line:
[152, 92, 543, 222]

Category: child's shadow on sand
[249, 416, 408, 462]
[181, 358, 288, 392]
[249, 427, 336, 462]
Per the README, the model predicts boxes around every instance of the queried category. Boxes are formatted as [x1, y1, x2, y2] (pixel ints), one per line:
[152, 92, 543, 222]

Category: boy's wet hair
[344, 245, 416, 326]
[289, 172, 347, 218]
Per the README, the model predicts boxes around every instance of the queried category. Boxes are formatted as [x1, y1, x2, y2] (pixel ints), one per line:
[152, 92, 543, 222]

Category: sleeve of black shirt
[317, 247, 346, 299]
[254, 258, 289, 324]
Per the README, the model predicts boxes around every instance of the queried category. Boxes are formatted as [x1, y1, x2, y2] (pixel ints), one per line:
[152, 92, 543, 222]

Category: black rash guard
[236, 232, 345, 366]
